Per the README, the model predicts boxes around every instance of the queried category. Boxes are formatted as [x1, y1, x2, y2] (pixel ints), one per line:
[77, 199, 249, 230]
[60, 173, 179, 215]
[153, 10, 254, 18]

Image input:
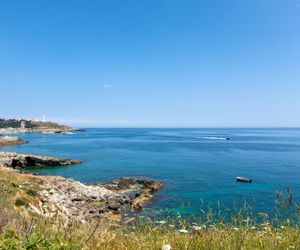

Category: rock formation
[0, 136, 27, 146]
[35, 175, 163, 221]
[0, 152, 163, 221]
[0, 152, 81, 169]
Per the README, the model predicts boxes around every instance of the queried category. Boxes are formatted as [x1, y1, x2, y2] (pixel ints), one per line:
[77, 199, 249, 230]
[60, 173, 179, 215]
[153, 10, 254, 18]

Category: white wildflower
[192, 225, 201, 231]
[178, 229, 188, 233]
[156, 220, 166, 224]
[162, 244, 172, 250]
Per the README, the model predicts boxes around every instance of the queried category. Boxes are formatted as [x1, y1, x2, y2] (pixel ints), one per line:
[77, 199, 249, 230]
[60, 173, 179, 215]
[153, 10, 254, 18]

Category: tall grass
[1, 187, 300, 249]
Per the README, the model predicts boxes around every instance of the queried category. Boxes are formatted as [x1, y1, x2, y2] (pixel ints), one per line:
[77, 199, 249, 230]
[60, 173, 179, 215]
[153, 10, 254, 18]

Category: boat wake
[196, 136, 229, 141]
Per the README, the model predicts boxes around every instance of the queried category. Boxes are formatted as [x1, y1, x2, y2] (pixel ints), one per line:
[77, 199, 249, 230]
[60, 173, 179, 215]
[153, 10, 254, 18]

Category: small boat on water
[236, 176, 252, 183]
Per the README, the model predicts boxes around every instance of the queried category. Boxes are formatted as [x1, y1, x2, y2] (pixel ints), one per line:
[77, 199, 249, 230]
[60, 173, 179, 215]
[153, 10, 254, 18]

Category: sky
[0, 0, 300, 127]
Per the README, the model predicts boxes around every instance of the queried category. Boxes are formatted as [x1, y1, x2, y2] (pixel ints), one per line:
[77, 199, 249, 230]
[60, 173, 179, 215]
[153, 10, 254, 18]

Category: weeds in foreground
[0, 187, 300, 249]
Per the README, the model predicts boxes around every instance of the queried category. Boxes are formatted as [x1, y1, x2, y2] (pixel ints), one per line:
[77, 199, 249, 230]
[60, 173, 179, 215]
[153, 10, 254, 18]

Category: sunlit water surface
[2, 128, 300, 215]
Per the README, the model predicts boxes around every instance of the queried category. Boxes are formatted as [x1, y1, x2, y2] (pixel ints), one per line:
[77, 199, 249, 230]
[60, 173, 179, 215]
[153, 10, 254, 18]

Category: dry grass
[1, 213, 300, 249]
[1, 169, 300, 249]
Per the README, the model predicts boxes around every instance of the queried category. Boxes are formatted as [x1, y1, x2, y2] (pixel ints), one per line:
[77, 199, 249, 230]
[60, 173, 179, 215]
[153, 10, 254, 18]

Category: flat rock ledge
[0, 136, 27, 146]
[35, 176, 163, 221]
[0, 152, 81, 169]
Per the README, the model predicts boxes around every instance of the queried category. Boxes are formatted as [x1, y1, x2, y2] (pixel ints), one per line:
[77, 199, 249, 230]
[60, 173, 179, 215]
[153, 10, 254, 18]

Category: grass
[0, 169, 300, 249]
[1, 211, 300, 249]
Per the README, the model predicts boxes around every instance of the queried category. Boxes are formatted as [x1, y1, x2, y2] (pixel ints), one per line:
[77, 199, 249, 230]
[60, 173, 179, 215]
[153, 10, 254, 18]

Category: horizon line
[75, 126, 300, 129]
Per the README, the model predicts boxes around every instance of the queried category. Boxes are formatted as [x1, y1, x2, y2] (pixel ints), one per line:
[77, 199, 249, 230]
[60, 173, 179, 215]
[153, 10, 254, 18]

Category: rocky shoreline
[0, 118, 81, 135]
[0, 152, 163, 221]
[0, 136, 27, 146]
[37, 175, 163, 221]
[0, 152, 81, 169]
[0, 127, 81, 135]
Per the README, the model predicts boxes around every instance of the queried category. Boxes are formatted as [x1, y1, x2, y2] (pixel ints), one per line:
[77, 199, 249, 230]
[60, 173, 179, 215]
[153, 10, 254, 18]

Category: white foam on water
[195, 136, 228, 140]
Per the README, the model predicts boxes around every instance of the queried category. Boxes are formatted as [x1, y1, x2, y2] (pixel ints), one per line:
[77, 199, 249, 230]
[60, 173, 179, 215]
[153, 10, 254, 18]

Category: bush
[15, 198, 28, 207]
[26, 189, 37, 197]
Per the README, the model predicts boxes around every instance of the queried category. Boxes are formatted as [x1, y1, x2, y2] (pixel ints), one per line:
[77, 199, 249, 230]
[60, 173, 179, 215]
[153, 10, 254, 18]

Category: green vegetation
[0, 118, 72, 130]
[14, 198, 28, 207]
[0, 119, 35, 129]
[1, 205, 300, 249]
[0, 170, 300, 249]
[26, 189, 37, 197]
[33, 121, 71, 130]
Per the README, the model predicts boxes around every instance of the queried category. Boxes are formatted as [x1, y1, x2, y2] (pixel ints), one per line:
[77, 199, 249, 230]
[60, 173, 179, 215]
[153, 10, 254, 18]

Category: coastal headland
[0, 118, 81, 134]
[0, 151, 163, 222]
[0, 118, 163, 222]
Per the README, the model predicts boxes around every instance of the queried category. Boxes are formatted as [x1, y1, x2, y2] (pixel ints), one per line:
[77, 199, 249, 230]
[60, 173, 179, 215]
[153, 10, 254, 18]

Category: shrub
[15, 198, 28, 207]
[26, 189, 37, 197]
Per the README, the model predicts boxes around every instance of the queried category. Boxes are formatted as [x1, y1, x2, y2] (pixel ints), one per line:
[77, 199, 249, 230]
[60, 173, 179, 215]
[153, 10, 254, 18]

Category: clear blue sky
[1, 0, 299, 127]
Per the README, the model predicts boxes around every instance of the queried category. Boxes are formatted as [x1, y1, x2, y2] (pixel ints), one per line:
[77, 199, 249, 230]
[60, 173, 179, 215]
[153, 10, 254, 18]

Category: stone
[0, 152, 81, 169]
[0, 136, 27, 146]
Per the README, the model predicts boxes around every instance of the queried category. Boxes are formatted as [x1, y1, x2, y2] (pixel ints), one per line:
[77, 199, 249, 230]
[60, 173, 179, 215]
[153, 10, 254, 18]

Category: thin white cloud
[102, 84, 113, 89]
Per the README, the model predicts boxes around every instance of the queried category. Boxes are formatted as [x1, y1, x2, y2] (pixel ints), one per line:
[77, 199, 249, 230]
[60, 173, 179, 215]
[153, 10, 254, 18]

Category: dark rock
[133, 202, 143, 210]
[102, 177, 164, 212]
[0, 152, 81, 169]
[107, 203, 121, 211]
[71, 197, 84, 202]
[103, 177, 163, 193]
[99, 207, 109, 214]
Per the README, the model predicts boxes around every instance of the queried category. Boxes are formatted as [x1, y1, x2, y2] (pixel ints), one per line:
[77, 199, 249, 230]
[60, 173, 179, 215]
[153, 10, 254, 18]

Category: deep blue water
[2, 128, 300, 215]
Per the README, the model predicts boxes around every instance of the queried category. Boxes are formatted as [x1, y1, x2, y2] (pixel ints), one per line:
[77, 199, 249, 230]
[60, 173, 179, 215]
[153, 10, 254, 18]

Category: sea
[2, 128, 300, 216]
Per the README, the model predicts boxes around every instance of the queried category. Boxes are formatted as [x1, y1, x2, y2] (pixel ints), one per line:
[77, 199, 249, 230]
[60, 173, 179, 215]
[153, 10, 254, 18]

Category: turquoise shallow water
[2, 128, 300, 215]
